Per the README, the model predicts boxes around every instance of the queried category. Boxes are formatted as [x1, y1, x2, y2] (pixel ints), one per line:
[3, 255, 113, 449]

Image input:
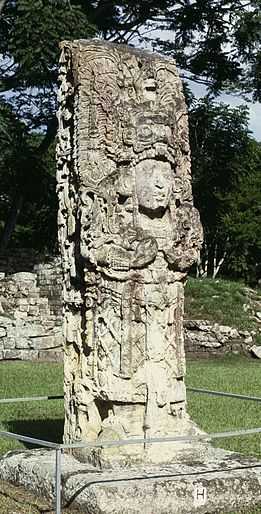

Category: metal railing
[0, 430, 62, 513]
[187, 387, 261, 402]
[0, 394, 63, 404]
[0, 386, 260, 514]
[1, 386, 261, 405]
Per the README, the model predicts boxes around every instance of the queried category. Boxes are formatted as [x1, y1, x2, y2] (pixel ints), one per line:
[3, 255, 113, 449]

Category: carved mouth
[133, 148, 175, 167]
[153, 193, 167, 200]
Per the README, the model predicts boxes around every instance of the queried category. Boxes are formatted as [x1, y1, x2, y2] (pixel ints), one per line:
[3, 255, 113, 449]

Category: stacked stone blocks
[0, 260, 63, 362]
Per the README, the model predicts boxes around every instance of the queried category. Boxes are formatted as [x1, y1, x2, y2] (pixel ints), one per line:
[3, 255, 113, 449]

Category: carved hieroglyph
[57, 40, 203, 467]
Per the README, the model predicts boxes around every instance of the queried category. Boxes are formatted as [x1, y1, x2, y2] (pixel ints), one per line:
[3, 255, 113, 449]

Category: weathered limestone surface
[57, 39, 204, 467]
[251, 345, 261, 359]
[184, 319, 257, 357]
[1, 448, 261, 514]
[0, 252, 258, 361]
[0, 259, 63, 361]
[0, 40, 260, 514]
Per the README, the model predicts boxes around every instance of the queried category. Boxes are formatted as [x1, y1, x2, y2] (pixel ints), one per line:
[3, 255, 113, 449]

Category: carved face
[135, 159, 172, 212]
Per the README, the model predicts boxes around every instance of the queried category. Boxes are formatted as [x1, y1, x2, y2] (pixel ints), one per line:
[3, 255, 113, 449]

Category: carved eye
[145, 84, 156, 93]
[158, 126, 167, 138]
[139, 126, 152, 139]
[144, 79, 156, 92]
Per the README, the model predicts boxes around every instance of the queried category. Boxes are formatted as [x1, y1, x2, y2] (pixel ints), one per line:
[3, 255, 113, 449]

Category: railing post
[55, 447, 62, 514]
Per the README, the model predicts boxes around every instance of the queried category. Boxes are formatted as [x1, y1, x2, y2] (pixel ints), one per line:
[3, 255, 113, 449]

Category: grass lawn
[0, 356, 260, 457]
[184, 277, 261, 332]
[0, 361, 64, 454]
[0, 357, 260, 513]
[186, 355, 261, 458]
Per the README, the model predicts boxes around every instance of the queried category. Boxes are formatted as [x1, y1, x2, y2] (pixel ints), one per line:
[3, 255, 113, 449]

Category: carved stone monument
[57, 40, 203, 467]
[0, 39, 260, 514]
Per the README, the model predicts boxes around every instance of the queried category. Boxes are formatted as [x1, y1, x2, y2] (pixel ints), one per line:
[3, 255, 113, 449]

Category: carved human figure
[76, 155, 202, 454]
[57, 40, 203, 466]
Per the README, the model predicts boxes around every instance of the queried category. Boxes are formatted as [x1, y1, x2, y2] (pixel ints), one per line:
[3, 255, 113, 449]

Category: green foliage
[189, 97, 261, 281]
[73, 0, 261, 99]
[149, 0, 261, 100]
[9, 143, 58, 251]
[0, 0, 260, 266]
[1, 1, 260, 109]
[0, 100, 58, 250]
[8, 0, 92, 82]
[0, 0, 95, 125]
[184, 277, 260, 331]
[0, 0, 95, 250]
[222, 141, 261, 281]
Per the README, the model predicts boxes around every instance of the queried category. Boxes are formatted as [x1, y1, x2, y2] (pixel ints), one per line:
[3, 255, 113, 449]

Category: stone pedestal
[0, 448, 261, 513]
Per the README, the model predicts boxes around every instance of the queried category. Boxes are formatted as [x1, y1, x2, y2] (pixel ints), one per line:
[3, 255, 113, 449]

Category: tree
[73, 0, 261, 100]
[1, 1, 261, 112]
[188, 96, 252, 278]
[0, 100, 57, 250]
[148, 0, 261, 100]
[0, 1, 95, 128]
[0, 1, 260, 250]
[0, 0, 95, 249]
[222, 140, 261, 282]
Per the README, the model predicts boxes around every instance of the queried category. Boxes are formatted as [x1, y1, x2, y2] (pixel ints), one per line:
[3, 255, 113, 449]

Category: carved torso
[57, 40, 203, 466]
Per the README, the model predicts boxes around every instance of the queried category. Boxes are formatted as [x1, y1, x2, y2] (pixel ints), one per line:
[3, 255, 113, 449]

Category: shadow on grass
[3, 418, 64, 447]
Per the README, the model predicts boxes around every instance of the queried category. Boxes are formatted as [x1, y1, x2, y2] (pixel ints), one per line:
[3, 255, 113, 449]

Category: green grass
[184, 277, 260, 331]
[0, 362, 64, 454]
[0, 357, 260, 458]
[186, 355, 261, 457]
[0, 359, 260, 513]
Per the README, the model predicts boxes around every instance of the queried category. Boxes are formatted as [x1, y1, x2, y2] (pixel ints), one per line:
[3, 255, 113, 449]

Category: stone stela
[57, 40, 203, 468]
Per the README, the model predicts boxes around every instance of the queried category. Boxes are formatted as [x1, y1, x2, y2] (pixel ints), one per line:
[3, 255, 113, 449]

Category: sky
[133, 30, 261, 142]
[190, 81, 261, 141]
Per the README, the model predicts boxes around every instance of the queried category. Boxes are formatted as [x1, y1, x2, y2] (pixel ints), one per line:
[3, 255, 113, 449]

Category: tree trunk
[212, 237, 229, 279]
[197, 242, 208, 278]
[0, 194, 23, 251]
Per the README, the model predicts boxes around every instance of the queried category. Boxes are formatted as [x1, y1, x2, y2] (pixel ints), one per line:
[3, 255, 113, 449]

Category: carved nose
[155, 183, 164, 189]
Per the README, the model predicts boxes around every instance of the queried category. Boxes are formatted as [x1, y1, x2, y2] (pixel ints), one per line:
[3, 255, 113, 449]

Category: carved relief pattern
[57, 40, 203, 466]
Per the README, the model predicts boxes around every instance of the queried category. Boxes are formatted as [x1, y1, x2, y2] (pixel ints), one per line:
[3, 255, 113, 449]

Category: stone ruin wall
[0, 255, 63, 362]
[0, 251, 257, 362]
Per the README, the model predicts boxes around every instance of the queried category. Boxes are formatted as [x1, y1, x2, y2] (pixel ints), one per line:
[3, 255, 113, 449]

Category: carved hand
[163, 244, 198, 271]
[131, 237, 158, 268]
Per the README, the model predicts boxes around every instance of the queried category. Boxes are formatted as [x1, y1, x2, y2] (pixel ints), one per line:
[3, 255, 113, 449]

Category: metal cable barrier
[187, 387, 261, 402]
[1, 387, 261, 404]
[0, 387, 261, 514]
[0, 394, 64, 404]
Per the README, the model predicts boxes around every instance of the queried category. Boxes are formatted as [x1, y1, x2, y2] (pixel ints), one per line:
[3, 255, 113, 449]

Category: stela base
[0, 446, 261, 514]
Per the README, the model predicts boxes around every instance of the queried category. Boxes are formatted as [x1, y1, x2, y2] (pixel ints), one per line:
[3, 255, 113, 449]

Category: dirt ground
[0, 480, 80, 514]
